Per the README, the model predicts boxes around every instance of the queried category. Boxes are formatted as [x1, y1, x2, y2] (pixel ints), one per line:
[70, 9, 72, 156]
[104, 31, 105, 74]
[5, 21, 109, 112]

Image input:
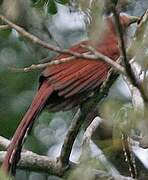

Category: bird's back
[41, 35, 120, 111]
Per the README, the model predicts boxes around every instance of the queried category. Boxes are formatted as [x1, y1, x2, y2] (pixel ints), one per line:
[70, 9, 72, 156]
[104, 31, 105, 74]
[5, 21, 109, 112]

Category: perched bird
[2, 13, 138, 175]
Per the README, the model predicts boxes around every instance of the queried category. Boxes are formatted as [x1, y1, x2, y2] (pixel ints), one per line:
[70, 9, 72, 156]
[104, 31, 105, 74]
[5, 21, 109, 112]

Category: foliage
[0, 0, 148, 180]
[31, 0, 69, 14]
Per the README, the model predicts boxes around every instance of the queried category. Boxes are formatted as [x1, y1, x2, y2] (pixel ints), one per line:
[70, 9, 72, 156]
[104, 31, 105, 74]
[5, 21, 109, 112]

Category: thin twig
[9, 52, 88, 72]
[0, 25, 10, 30]
[80, 116, 103, 162]
[121, 134, 137, 178]
[9, 52, 125, 74]
[125, 76, 144, 115]
[9, 53, 125, 74]
[82, 116, 103, 146]
[59, 109, 82, 168]
[0, 14, 99, 59]
[9, 56, 77, 72]
[81, 44, 125, 74]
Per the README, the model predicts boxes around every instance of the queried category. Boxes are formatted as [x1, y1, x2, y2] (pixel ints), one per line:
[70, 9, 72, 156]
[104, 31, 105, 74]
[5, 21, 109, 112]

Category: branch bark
[0, 25, 10, 30]
[59, 109, 82, 168]
[82, 116, 103, 146]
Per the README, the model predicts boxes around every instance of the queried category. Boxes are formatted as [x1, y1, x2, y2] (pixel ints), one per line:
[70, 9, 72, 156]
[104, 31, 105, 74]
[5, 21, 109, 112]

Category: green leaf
[48, 0, 57, 14]
[0, 0, 3, 6]
[32, 0, 68, 14]
[33, 0, 48, 8]
[111, 0, 118, 5]
[0, 170, 10, 180]
[56, 0, 69, 4]
[0, 29, 12, 38]
[31, 0, 38, 4]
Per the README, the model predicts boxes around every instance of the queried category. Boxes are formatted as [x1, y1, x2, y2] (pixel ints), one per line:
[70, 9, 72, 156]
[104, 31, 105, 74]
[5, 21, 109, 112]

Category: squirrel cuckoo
[2, 13, 138, 174]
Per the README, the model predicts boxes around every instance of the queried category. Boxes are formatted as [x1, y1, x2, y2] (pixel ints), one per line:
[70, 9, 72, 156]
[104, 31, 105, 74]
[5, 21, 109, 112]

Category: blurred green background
[0, 0, 148, 179]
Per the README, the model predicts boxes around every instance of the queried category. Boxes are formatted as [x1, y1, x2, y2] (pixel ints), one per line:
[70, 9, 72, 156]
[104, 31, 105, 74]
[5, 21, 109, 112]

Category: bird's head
[108, 13, 139, 31]
[104, 13, 139, 37]
[119, 13, 139, 28]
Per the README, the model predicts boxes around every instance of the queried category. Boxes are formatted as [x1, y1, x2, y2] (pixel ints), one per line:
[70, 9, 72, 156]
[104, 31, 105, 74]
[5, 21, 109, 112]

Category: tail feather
[2, 80, 53, 174]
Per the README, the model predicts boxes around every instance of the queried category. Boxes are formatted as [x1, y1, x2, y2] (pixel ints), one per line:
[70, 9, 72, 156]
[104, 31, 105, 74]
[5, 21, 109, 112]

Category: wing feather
[49, 60, 89, 83]
[53, 61, 99, 90]
[43, 59, 84, 77]
[44, 59, 109, 98]
[57, 63, 105, 96]
[64, 64, 108, 97]
[42, 40, 119, 100]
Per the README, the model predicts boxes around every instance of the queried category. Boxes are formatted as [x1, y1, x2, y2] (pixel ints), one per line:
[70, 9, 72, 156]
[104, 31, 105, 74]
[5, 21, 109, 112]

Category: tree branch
[80, 116, 103, 162]
[0, 136, 136, 180]
[0, 25, 10, 30]
[0, 136, 63, 175]
[121, 134, 137, 178]
[59, 109, 82, 168]
[82, 116, 103, 146]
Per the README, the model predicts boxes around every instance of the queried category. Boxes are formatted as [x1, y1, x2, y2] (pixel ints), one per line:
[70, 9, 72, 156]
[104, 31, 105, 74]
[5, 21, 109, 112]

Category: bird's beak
[128, 15, 139, 25]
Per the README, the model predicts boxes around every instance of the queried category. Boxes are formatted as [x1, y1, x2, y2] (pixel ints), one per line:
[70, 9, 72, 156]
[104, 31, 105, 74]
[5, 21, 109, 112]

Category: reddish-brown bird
[2, 13, 138, 174]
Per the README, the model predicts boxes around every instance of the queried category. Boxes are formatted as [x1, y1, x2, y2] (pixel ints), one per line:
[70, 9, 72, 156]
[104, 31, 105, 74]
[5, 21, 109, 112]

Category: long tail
[2, 80, 53, 175]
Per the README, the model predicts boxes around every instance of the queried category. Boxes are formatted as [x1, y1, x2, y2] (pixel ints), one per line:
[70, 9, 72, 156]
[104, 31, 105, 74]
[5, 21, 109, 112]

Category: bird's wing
[42, 41, 119, 98]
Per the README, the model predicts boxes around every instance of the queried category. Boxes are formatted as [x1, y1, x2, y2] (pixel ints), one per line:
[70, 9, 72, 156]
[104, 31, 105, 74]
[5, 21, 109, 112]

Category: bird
[2, 13, 138, 175]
